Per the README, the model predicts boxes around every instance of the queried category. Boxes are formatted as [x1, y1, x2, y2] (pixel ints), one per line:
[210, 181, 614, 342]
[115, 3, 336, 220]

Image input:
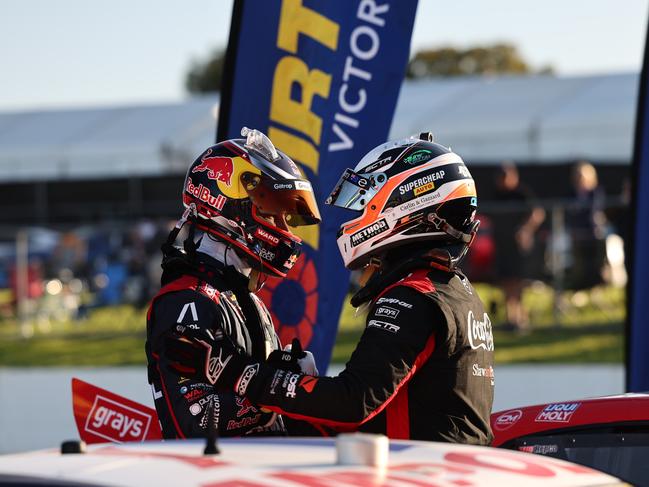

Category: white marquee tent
[0, 72, 638, 183]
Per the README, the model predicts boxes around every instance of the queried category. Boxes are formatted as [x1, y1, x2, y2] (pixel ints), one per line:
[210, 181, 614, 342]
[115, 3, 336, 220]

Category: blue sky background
[1, 0, 647, 111]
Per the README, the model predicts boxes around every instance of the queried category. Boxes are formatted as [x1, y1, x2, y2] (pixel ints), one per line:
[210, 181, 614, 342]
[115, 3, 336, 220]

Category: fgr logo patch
[535, 402, 581, 423]
[85, 395, 152, 443]
[350, 219, 388, 247]
[493, 409, 523, 431]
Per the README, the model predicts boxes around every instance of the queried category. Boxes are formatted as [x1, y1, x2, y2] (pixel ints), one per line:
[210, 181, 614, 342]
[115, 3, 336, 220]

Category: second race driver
[164, 133, 495, 443]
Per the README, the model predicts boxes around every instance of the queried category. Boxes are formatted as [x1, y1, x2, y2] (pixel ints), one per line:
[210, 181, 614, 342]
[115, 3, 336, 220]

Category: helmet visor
[247, 177, 321, 227]
[325, 168, 387, 211]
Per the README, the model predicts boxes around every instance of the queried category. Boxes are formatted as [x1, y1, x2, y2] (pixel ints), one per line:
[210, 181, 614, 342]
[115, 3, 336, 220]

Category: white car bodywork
[0, 437, 622, 487]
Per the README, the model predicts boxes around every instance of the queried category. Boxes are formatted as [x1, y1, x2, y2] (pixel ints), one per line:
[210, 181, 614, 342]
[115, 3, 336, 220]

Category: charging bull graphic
[192, 149, 234, 186]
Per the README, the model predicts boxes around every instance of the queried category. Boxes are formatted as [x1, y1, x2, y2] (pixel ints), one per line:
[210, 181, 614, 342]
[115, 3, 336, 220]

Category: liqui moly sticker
[85, 395, 152, 443]
[535, 402, 581, 423]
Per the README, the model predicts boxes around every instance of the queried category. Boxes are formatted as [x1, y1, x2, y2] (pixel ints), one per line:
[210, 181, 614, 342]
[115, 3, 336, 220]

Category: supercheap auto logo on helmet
[326, 133, 479, 270]
[182, 128, 321, 277]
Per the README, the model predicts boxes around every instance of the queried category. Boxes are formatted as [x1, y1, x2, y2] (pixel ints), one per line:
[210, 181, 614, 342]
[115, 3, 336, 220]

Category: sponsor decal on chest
[368, 319, 400, 333]
[374, 306, 399, 319]
[471, 363, 495, 386]
[467, 310, 494, 351]
[177, 302, 198, 324]
[350, 219, 388, 247]
[376, 297, 412, 309]
[535, 402, 581, 423]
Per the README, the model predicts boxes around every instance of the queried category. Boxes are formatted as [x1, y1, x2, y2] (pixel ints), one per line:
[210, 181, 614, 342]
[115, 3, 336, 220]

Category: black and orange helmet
[326, 133, 479, 270]
[182, 128, 321, 277]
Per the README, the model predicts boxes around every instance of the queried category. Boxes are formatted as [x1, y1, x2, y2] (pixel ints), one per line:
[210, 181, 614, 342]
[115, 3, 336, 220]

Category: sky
[1, 0, 647, 111]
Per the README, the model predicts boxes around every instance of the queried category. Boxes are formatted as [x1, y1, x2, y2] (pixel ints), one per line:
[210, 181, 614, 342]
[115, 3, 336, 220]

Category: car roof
[491, 393, 649, 446]
[0, 437, 621, 487]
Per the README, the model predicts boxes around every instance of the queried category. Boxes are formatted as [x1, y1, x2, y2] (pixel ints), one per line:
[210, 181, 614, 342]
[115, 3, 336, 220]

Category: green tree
[185, 48, 226, 93]
[407, 43, 548, 78]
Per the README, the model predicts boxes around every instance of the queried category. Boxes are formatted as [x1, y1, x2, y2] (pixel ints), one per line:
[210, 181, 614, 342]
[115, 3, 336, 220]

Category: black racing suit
[243, 262, 495, 444]
[145, 252, 285, 438]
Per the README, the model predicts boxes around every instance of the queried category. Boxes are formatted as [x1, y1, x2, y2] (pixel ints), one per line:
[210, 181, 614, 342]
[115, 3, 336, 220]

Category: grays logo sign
[350, 219, 388, 247]
[375, 306, 399, 319]
[467, 310, 494, 351]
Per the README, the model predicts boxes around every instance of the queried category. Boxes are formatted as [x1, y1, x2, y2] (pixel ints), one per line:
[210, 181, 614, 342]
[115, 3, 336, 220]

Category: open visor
[247, 177, 321, 227]
[325, 168, 388, 211]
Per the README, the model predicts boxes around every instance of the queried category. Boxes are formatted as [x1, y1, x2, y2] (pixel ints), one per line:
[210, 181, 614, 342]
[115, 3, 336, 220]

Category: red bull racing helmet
[326, 133, 479, 270]
[182, 128, 321, 277]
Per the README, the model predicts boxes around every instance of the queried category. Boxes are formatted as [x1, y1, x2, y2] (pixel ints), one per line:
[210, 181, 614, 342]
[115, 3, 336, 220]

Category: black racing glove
[266, 338, 306, 373]
[163, 329, 257, 394]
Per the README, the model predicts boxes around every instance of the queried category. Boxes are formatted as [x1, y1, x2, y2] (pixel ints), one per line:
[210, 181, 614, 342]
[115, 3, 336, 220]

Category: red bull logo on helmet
[186, 178, 227, 211]
[193, 148, 235, 186]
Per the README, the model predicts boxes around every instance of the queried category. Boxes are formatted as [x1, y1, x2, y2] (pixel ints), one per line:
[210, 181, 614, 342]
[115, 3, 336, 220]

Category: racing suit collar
[194, 251, 251, 291]
[159, 244, 251, 292]
[350, 247, 454, 308]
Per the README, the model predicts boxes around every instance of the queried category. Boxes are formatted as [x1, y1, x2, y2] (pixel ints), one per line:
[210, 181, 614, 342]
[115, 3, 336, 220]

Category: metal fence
[0, 197, 628, 335]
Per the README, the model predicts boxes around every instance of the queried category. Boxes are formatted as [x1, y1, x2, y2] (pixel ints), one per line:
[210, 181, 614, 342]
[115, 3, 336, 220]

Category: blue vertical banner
[627, 19, 649, 391]
[218, 0, 418, 372]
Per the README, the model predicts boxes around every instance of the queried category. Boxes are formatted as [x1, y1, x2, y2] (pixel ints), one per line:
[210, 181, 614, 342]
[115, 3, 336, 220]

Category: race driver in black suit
[146, 128, 320, 438]
[163, 133, 495, 444]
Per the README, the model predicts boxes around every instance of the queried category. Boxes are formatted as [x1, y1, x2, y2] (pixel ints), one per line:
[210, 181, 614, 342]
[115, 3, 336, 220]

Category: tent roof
[0, 73, 638, 182]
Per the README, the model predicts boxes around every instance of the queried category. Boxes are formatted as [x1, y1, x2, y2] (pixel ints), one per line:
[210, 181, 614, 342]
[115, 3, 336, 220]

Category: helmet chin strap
[200, 234, 266, 292]
[358, 257, 382, 287]
[199, 234, 252, 277]
[248, 269, 264, 292]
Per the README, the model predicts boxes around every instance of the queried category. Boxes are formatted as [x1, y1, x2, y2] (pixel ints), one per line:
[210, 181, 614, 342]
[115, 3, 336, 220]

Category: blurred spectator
[48, 231, 87, 281]
[492, 161, 545, 332]
[0, 220, 172, 322]
[565, 161, 608, 290]
[9, 259, 44, 302]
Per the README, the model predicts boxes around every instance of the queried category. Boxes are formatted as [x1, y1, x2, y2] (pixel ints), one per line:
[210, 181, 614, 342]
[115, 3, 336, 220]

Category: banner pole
[626, 17, 649, 391]
[216, 0, 245, 143]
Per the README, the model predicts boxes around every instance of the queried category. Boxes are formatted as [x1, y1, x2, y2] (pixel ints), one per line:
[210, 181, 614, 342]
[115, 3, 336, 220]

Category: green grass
[331, 282, 625, 364]
[0, 306, 148, 366]
[0, 283, 625, 366]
